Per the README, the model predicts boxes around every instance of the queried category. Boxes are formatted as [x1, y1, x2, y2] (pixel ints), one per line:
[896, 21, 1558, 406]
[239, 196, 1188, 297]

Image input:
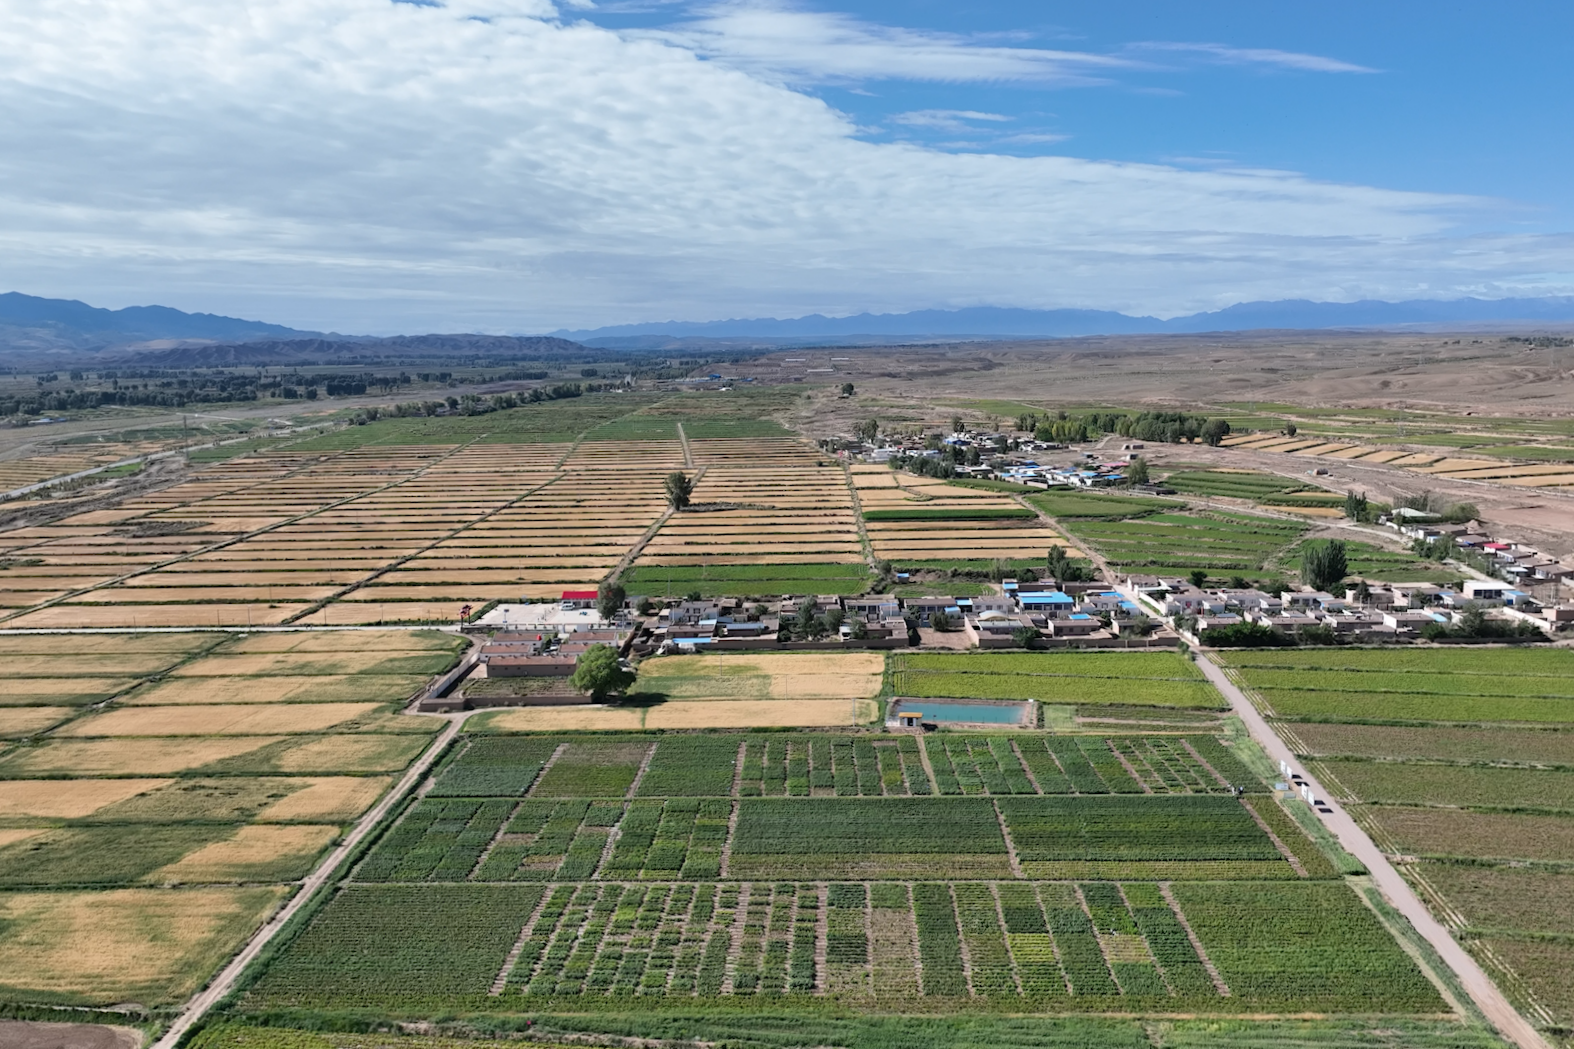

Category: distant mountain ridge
[121, 334, 591, 367]
[554, 296, 1574, 343]
[0, 291, 315, 349]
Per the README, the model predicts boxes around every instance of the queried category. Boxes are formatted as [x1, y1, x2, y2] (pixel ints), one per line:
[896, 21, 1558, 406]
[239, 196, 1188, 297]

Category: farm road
[151, 711, 473, 1049]
[1194, 653, 1552, 1049]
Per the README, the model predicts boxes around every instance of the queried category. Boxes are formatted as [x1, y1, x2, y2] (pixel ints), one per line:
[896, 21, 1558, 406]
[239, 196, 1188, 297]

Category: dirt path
[150, 711, 473, 1049]
[1193, 653, 1551, 1049]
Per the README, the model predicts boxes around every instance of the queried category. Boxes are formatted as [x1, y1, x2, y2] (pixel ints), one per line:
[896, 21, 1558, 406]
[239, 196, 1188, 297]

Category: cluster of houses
[643, 580, 1174, 653]
[1120, 575, 1573, 639]
[1384, 509, 1574, 587]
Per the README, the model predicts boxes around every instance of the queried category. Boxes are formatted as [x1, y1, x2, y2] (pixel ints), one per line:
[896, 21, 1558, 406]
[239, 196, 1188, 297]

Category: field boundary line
[151, 711, 471, 1049]
[948, 884, 976, 998]
[1238, 796, 1309, 877]
[625, 741, 658, 798]
[490, 886, 555, 994]
[1159, 881, 1230, 996]
[992, 882, 1026, 995]
[527, 742, 570, 797]
[469, 797, 526, 881]
[1195, 650, 1552, 1049]
[1010, 739, 1044, 794]
[0, 444, 385, 625]
[718, 798, 740, 878]
[1108, 742, 1154, 793]
[1179, 738, 1232, 789]
[812, 882, 830, 995]
[603, 465, 706, 587]
[676, 422, 693, 468]
[992, 799, 1024, 879]
[1015, 494, 1114, 583]
[840, 462, 878, 571]
[287, 465, 563, 623]
[592, 801, 627, 880]
[719, 882, 751, 994]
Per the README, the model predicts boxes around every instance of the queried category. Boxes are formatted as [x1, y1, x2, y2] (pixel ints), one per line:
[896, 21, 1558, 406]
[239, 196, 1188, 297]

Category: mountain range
[553, 296, 1574, 346]
[5, 291, 1574, 361]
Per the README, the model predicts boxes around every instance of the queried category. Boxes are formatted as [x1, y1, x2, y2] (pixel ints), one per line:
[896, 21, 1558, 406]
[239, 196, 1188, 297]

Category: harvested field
[645, 698, 875, 728]
[1422, 865, 1574, 939]
[635, 652, 884, 701]
[6, 605, 310, 629]
[0, 886, 286, 1005]
[267, 735, 431, 773]
[0, 706, 74, 736]
[122, 675, 427, 706]
[311, 602, 489, 624]
[228, 630, 457, 653]
[149, 825, 340, 883]
[0, 634, 217, 655]
[474, 706, 646, 732]
[0, 778, 172, 819]
[0, 653, 185, 677]
[254, 776, 393, 822]
[55, 702, 383, 737]
[172, 651, 455, 677]
[0, 737, 288, 776]
[0, 678, 140, 702]
[1477, 937, 1574, 1033]
[1319, 759, 1574, 812]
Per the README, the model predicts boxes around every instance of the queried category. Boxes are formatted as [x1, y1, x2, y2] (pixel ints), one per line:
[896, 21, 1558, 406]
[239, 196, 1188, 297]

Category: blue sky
[588, 0, 1572, 228]
[1, 0, 1571, 332]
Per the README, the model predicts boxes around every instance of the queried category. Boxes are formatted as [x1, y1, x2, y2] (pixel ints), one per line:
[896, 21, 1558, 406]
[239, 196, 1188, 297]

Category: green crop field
[1162, 470, 1310, 500]
[1282, 538, 1457, 584]
[225, 727, 1449, 1025]
[1027, 491, 1182, 519]
[891, 651, 1227, 711]
[622, 562, 872, 598]
[863, 506, 1036, 521]
[1224, 644, 1574, 1041]
[1058, 511, 1306, 580]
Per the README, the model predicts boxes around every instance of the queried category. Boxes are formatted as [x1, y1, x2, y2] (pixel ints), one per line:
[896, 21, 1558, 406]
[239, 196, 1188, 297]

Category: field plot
[634, 652, 884, 701]
[1230, 647, 1574, 724]
[854, 468, 1070, 568]
[1161, 470, 1310, 501]
[1284, 538, 1455, 584]
[0, 628, 452, 1008]
[236, 728, 1439, 1019]
[631, 461, 865, 595]
[1222, 645, 1574, 1044]
[891, 651, 1227, 712]
[1057, 510, 1306, 581]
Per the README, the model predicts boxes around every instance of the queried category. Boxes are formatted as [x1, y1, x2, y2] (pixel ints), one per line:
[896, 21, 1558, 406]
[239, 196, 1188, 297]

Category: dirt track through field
[150, 711, 470, 1049]
[1194, 652, 1552, 1049]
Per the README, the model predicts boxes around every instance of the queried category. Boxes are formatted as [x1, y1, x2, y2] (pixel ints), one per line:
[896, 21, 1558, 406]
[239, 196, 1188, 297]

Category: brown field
[0, 737, 287, 775]
[228, 630, 455, 653]
[635, 652, 885, 701]
[170, 652, 441, 677]
[473, 705, 645, 732]
[0, 634, 216, 655]
[55, 702, 382, 737]
[64, 586, 340, 604]
[0, 779, 173, 819]
[1369, 806, 1574, 863]
[1292, 723, 1574, 766]
[0, 653, 192, 677]
[5, 605, 310, 628]
[1476, 937, 1574, 1029]
[148, 824, 340, 884]
[0, 706, 75, 737]
[0, 829, 43, 849]
[122, 675, 424, 706]
[254, 776, 392, 821]
[303, 602, 481, 624]
[0, 678, 139, 703]
[645, 698, 875, 728]
[266, 734, 430, 773]
[0, 886, 286, 1005]
[1419, 863, 1574, 938]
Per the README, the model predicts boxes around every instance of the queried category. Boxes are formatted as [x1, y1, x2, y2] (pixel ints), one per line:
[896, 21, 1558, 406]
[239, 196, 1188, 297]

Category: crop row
[893, 651, 1205, 681]
[1241, 667, 1574, 700]
[244, 879, 1435, 1009]
[738, 735, 928, 797]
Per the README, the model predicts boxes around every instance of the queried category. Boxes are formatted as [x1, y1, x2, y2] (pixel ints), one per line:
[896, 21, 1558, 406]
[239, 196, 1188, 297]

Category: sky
[2, 0, 1572, 334]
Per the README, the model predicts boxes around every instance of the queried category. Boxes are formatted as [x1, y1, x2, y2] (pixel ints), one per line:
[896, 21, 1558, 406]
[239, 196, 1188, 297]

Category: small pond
[888, 699, 1033, 726]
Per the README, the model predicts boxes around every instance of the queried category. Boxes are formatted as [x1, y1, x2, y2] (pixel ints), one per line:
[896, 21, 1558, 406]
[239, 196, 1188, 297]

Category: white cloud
[632, 1, 1130, 85]
[0, 0, 1563, 333]
[1133, 41, 1377, 74]
[891, 110, 1013, 130]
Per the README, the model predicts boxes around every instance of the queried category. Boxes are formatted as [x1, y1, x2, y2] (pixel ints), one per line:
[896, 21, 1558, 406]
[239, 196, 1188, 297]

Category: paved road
[1195, 653, 1551, 1049]
[151, 713, 469, 1049]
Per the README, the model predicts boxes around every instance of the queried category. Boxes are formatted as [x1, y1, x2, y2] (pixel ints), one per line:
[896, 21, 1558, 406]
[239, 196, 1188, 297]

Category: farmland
[0, 628, 461, 1007]
[229, 729, 1442, 1020]
[1222, 645, 1574, 1042]
[853, 466, 1072, 569]
[891, 651, 1229, 714]
[1054, 509, 1307, 582]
